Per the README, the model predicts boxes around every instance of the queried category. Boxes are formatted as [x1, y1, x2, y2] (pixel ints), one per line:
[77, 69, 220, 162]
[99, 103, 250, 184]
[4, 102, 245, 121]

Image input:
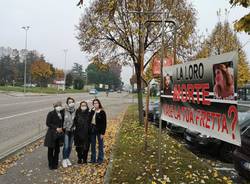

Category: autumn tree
[31, 60, 53, 87]
[76, 0, 197, 124]
[195, 20, 250, 87]
[229, 0, 250, 34]
[25, 51, 41, 84]
[55, 68, 64, 80]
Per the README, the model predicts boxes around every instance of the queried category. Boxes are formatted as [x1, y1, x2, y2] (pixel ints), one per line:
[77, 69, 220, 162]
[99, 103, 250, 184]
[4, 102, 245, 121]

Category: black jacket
[74, 109, 91, 147]
[89, 109, 107, 135]
[44, 110, 64, 148]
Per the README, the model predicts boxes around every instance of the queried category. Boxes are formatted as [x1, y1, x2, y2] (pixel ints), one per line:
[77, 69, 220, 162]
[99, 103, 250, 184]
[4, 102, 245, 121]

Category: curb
[0, 130, 46, 162]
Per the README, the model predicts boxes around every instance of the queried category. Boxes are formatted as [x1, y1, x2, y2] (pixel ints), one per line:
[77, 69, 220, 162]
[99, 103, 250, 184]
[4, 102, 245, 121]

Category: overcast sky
[0, 0, 249, 85]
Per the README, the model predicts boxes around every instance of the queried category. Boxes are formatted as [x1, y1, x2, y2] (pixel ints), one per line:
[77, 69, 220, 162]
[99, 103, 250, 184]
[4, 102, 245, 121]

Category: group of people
[44, 97, 107, 170]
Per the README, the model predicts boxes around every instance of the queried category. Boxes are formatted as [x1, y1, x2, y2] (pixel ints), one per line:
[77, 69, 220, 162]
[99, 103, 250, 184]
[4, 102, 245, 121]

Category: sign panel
[161, 51, 240, 145]
[152, 56, 173, 78]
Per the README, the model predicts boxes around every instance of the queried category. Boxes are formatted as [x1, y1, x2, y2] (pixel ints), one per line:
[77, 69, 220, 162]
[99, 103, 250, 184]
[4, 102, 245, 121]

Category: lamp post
[22, 26, 30, 93]
[63, 49, 68, 91]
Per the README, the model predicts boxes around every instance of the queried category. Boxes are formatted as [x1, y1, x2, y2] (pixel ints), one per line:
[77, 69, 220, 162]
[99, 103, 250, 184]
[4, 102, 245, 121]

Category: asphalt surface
[0, 92, 130, 158]
[0, 91, 132, 184]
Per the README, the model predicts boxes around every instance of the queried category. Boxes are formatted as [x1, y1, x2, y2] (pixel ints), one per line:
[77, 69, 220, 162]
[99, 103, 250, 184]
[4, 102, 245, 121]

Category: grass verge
[108, 105, 233, 184]
[0, 86, 87, 94]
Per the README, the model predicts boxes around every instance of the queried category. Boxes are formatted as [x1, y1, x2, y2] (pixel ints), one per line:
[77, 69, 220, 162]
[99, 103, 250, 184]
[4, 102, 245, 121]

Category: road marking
[1, 93, 94, 107]
[0, 100, 89, 121]
[0, 107, 51, 121]
[2, 99, 59, 107]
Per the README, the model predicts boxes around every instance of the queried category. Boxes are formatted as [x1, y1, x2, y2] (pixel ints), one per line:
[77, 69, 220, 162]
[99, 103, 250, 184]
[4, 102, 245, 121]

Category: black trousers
[48, 139, 60, 169]
[76, 144, 90, 162]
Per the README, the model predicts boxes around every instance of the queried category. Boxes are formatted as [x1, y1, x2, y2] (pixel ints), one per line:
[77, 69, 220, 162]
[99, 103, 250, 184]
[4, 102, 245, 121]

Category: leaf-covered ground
[57, 112, 126, 184]
[108, 105, 234, 184]
[0, 139, 44, 175]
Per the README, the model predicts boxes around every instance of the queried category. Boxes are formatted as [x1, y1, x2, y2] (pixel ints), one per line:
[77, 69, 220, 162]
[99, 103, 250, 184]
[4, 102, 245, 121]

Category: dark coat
[89, 109, 107, 135]
[44, 110, 64, 148]
[74, 109, 91, 147]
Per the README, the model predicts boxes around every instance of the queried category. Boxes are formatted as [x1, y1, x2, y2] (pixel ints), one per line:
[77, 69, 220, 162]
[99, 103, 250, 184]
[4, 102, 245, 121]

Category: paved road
[0, 91, 132, 184]
[0, 92, 131, 158]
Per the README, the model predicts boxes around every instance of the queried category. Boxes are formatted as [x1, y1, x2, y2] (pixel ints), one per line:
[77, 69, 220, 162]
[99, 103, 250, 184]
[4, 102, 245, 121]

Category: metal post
[124, 3, 177, 176]
[63, 49, 68, 91]
[158, 10, 166, 175]
[22, 26, 30, 93]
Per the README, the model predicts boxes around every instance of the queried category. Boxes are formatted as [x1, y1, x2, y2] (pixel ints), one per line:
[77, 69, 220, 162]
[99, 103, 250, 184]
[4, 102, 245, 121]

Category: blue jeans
[63, 132, 74, 159]
[90, 132, 104, 163]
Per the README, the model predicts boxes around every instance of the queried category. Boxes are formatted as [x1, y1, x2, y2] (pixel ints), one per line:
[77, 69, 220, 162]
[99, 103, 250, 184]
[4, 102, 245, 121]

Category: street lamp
[63, 49, 68, 91]
[22, 26, 30, 93]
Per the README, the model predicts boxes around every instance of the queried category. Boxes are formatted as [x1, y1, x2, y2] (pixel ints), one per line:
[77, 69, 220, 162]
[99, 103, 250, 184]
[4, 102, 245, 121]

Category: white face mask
[81, 106, 87, 111]
[55, 106, 62, 112]
[68, 103, 75, 108]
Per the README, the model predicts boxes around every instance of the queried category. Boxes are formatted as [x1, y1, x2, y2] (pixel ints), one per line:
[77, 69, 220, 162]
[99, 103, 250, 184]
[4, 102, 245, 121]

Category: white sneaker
[62, 159, 68, 168]
[66, 159, 72, 166]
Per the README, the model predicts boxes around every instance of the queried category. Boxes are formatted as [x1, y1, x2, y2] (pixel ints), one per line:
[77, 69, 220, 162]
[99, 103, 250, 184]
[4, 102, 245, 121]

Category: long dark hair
[92, 98, 103, 109]
[78, 101, 89, 112]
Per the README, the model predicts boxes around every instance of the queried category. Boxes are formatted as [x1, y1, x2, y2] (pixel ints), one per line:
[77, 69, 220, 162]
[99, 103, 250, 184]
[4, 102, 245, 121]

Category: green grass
[0, 86, 88, 94]
[133, 93, 159, 101]
[108, 105, 234, 184]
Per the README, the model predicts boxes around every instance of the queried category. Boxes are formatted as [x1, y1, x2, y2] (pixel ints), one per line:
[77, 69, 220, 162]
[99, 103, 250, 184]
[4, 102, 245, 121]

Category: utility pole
[22, 26, 30, 93]
[63, 49, 68, 91]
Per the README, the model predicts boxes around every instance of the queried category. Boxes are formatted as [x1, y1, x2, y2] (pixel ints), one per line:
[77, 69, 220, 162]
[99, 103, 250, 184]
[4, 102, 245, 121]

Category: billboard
[152, 56, 173, 78]
[161, 51, 240, 145]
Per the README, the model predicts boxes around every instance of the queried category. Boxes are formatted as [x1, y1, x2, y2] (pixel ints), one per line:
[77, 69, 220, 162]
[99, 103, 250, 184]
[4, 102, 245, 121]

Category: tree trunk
[136, 68, 144, 125]
[136, 0, 145, 126]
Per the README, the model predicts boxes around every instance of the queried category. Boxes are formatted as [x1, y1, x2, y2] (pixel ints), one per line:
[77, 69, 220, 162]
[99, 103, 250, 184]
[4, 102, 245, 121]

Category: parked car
[89, 88, 98, 95]
[184, 110, 250, 163]
[233, 122, 250, 180]
[166, 122, 186, 135]
[117, 89, 122, 93]
[22, 83, 37, 87]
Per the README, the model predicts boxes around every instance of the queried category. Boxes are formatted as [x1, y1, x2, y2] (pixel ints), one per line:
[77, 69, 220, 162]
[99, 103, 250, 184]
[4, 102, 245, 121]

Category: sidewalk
[0, 103, 128, 184]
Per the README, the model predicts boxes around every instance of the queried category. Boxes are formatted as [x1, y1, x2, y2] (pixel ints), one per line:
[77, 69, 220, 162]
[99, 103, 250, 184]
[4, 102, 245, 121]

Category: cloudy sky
[0, 0, 249, 85]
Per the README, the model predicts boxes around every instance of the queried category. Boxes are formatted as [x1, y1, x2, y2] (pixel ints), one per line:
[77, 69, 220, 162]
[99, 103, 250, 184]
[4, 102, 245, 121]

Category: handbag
[55, 132, 64, 146]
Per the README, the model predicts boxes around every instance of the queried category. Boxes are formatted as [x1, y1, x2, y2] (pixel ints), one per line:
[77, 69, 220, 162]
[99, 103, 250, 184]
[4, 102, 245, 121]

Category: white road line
[2, 99, 59, 107]
[0, 107, 51, 121]
[1, 93, 92, 107]
[0, 100, 88, 121]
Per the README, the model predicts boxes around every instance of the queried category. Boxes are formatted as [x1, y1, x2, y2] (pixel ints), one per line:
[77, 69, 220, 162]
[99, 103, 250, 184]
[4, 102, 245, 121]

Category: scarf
[64, 105, 76, 131]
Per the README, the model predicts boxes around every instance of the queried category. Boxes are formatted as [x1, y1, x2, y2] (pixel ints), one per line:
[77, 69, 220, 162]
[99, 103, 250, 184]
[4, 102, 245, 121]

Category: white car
[89, 89, 98, 95]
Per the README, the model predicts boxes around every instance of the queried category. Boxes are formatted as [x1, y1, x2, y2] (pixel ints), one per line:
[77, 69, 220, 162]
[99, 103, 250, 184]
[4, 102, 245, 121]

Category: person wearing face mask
[62, 97, 76, 168]
[74, 101, 91, 164]
[44, 101, 64, 170]
[89, 99, 107, 164]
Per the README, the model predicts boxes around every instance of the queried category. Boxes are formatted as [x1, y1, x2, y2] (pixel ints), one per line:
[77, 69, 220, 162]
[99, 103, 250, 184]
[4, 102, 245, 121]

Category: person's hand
[56, 128, 63, 133]
[100, 134, 104, 139]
